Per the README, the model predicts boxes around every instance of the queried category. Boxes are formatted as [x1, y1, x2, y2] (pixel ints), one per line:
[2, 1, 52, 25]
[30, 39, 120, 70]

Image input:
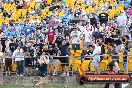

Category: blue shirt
[22, 26, 35, 35]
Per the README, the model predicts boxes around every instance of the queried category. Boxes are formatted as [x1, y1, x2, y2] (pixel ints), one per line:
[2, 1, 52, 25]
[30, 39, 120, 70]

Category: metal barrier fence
[0, 54, 130, 76]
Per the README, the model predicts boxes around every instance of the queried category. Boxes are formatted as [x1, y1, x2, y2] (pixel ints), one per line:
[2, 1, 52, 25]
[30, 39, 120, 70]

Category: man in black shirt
[9, 38, 18, 53]
[56, 22, 63, 33]
[58, 40, 70, 76]
[56, 33, 63, 48]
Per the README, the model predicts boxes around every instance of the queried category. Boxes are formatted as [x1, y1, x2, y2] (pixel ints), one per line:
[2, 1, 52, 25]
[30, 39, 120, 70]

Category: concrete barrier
[0, 76, 77, 86]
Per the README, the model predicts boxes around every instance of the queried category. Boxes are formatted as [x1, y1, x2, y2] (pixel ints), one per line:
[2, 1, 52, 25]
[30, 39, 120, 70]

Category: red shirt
[46, 31, 56, 44]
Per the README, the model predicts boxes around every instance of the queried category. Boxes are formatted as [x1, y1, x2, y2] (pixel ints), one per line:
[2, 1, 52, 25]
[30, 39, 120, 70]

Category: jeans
[5, 58, 12, 71]
[16, 61, 23, 75]
[21, 60, 25, 75]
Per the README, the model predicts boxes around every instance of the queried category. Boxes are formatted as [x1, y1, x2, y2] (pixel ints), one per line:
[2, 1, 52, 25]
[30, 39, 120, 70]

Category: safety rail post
[71, 55, 74, 76]
[1, 57, 3, 77]
[127, 54, 128, 74]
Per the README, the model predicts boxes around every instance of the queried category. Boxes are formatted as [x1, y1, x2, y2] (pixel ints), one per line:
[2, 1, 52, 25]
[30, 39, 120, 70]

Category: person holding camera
[33, 51, 49, 88]
[70, 27, 81, 51]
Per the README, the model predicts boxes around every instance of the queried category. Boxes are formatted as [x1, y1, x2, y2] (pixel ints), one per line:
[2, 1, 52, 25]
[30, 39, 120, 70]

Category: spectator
[121, 46, 128, 74]
[21, 33, 26, 45]
[29, 32, 36, 43]
[64, 22, 70, 41]
[80, 46, 89, 61]
[117, 10, 128, 36]
[93, 27, 103, 41]
[114, 37, 122, 52]
[16, 35, 23, 47]
[90, 13, 97, 28]
[70, 27, 81, 51]
[20, 47, 25, 76]
[9, 38, 17, 53]
[0, 35, 7, 52]
[56, 32, 63, 48]
[24, 43, 32, 76]
[83, 26, 92, 48]
[46, 26, 56, 54]
[56, 22, 63, 35]
[33, 50, 49, 88]
[4, 47, 12, 76]
[57, 40, 70, 76]
[91, 40, 101, 74]
[104, 60, 121, 88]
[13, 46, 23, 76]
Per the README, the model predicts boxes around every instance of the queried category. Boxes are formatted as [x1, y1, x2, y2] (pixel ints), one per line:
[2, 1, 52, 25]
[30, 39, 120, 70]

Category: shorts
[53, 56, 69, 67]
[57, 57, 69, 67]
[92, 58, 100, 67]
[123, 62, 127, 68]
[60, 58, 69, 67]
[38, 64, 47, 77]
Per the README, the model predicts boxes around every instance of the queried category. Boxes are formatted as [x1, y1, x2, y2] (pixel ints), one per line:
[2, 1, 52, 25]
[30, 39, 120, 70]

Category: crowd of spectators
[0, 0, 132, 76]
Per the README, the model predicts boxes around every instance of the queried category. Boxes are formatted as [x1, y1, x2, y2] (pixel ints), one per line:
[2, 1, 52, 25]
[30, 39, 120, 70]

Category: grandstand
[0, 0, 132, 87]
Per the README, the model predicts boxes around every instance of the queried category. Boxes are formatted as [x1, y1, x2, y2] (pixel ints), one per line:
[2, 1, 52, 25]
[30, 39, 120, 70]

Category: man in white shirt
[13, 46, 23, 76]
[70, 27, 81, 51]
[91, 41, 101, 74]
